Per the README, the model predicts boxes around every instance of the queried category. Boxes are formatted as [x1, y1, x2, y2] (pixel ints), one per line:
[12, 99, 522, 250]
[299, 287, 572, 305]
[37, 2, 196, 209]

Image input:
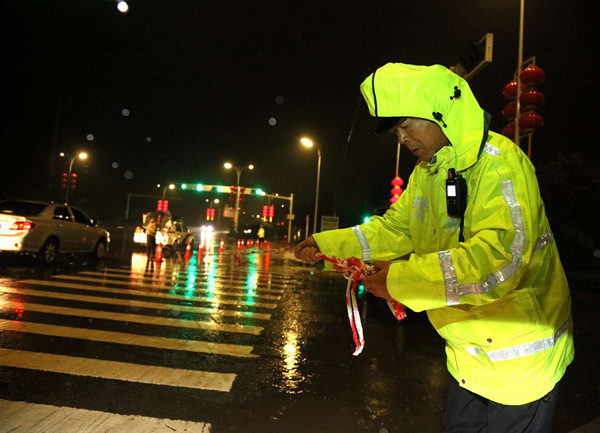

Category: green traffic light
[196, 184, 203, 191]
[181, 184, 187, 190]
[363, 217, 370, 223]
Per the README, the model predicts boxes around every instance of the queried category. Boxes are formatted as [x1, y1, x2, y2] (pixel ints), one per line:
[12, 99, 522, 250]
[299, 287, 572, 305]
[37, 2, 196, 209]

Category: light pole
[224, 162, 254, 234]
[159, 183, 175, 200]
[301, 137, 321, 235]
[514, 0, 525, 149]
[60, 152, 87, 204]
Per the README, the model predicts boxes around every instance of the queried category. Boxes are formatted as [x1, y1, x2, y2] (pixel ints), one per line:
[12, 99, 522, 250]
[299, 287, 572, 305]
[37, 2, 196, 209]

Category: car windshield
[0, 200, 47, 216]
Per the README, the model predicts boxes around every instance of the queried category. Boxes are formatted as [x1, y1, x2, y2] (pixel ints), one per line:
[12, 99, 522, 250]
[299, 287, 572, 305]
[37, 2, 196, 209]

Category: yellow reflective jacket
[313, 63, 574, 405]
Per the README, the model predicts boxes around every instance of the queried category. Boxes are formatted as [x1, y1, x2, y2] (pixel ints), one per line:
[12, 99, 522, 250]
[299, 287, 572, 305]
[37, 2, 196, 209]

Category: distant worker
[257, 225, 265, 247]
[145, 212, 164, 259]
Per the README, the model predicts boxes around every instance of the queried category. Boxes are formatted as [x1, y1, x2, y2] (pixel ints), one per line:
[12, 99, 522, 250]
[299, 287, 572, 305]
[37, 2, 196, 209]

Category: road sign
[320, 216, 339, 231]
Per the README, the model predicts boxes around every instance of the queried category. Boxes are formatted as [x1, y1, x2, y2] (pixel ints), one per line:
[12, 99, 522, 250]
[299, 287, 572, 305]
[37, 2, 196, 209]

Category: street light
[224, 162, 254, 233]
[60, 152, 87, 204]
[301, 137, 321, 235]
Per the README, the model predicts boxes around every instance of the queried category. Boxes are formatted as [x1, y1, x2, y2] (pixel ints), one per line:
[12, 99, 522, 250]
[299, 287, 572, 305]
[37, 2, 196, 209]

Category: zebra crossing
[0, 249, 304, 432]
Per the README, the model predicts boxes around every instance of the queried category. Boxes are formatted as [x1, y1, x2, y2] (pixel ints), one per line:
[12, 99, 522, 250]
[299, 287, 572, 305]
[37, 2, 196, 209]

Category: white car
[0, 200, 110, 264]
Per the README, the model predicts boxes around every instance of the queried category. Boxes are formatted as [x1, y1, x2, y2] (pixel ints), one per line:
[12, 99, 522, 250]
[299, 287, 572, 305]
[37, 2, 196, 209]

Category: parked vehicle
[133, 213, 194, 258]
[0, 200, 110, 264]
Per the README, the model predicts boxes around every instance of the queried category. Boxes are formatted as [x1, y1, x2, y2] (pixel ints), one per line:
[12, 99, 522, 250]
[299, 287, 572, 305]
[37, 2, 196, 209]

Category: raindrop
[122, 108, 130, 117]
[117, 1, 129, 13]
[112, 162, 119, 169]
[275, 95, 285, 105]
[86, 133, 94, 141]
[124, 170, 133, 180]
[593, 249, 600, 258]
[380, 429, 389, 433]
[146, 136, 152, 143]
[269, 117, 277, 126]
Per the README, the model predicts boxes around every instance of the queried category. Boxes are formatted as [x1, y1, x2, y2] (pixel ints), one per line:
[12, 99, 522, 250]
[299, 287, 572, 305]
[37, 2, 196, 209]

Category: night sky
[1, 0, 597, 232]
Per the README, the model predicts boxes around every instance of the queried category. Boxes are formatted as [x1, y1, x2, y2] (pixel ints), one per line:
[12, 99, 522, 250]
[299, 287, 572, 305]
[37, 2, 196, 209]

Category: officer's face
[391, 118, 449, 162]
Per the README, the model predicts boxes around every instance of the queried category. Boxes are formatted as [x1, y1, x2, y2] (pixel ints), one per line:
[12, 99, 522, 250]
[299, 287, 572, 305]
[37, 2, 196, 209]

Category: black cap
[375, 116, 408, 134]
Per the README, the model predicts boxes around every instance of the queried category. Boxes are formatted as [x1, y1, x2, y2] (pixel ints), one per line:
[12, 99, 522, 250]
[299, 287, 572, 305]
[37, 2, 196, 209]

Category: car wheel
[39, 239, 58, 265]
[164, 242, 177, 258]
[93, 240, 107, 260]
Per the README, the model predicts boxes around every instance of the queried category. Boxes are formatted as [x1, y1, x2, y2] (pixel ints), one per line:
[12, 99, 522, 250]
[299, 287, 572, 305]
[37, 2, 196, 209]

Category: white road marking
[0, 348, 236, 392]
[23, 277, 278, 308]
[1, 285, 271, 321]
[0, 398, 211, 432]
[0, 299, 263, 335]
[74, 272, 286, 295]
[0, 319, 258, 358]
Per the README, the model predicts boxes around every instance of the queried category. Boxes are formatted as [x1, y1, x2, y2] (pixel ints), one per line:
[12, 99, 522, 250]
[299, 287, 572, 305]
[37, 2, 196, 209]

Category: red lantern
[502, 80, 526, 99]
[390, 176, 404, 204]
[502, 122, 516, 139]
[518, 113, 544, 133]
[520, 65, 545, 87]
[502, 102, 517, 120]
[519, 90, 545, 110]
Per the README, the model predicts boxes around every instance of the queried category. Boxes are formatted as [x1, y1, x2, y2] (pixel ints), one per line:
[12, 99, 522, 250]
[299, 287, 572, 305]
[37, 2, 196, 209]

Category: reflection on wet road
[0, 244, 309, 431]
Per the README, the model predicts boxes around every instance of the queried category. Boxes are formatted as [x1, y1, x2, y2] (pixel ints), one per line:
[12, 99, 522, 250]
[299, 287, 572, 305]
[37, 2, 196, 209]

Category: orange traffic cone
[184, 242, 192, 259]
[154, 244, 163, 263]
[247, 239, 253, 248]
[219, 238, 225, 253]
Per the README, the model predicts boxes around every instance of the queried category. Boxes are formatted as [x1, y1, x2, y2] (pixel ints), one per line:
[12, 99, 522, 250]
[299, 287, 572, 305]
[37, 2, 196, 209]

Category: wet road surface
[0, 242, 598, 432]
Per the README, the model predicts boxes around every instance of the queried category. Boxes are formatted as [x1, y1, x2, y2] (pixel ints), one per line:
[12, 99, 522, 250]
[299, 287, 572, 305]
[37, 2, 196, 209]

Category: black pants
[147, 236, 157, 258]
[443, 378, 560, 433]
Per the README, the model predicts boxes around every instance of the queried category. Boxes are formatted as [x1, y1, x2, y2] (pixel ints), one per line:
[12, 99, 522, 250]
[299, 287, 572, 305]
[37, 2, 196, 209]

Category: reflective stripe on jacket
[313, 63, 574, 405]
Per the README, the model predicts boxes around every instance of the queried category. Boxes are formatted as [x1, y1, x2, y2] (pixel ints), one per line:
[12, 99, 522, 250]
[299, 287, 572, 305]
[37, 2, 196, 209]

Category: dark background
[1, 0, 598, 264]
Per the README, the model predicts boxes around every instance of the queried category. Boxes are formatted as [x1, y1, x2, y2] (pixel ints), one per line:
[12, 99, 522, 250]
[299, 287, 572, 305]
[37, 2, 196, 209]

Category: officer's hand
[292, 236, 322, 263]
[362, 261, 395, 302]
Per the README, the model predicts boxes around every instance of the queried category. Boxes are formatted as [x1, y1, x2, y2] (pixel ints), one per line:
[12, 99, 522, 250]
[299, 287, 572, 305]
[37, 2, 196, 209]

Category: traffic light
[229, 185, 236, 202]
[452, 33, 493, 81]
[60, 173, 68, 189]
[206, 208, 215, 221]
[390, 176, 404, 204]
[239, 186, 246, 203]
[262, 205, 268, 222]
[70, 173, 77, 189]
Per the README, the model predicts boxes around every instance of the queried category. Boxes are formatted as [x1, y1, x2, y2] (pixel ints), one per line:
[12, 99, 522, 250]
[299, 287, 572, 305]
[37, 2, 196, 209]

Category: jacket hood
[360, 63, 490, 171]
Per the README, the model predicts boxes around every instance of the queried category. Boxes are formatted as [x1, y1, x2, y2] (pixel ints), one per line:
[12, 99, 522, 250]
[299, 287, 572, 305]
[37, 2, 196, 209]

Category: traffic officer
[294, 63, 574, 432]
